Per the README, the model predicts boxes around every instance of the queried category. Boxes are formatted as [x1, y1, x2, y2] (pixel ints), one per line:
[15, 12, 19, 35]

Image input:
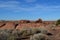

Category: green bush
[30, 33, 49, 40]
[56, 19, 60, 26]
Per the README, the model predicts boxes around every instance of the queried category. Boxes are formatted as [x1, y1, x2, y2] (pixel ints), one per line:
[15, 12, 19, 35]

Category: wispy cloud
[0, 0, 60, 20]
[24, 0, 37, 3]
[0, 0, 60, 12]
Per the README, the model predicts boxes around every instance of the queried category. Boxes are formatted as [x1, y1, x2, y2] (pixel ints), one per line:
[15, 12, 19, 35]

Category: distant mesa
[18, 18, 43, 23]
[0, 19, 56, 29]
[19, 20, 31, 23]
[35, 19, 43, 23]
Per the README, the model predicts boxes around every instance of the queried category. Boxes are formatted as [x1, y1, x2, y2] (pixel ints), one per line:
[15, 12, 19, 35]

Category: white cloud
[0, 1, 20, 7]
[0, 1, 60, 12]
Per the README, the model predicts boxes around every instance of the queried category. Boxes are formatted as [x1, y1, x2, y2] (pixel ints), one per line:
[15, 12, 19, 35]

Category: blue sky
[0, 0, 60, 20]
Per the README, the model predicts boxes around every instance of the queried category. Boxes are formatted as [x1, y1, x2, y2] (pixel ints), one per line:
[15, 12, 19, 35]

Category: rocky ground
[0, 19, 60, 40]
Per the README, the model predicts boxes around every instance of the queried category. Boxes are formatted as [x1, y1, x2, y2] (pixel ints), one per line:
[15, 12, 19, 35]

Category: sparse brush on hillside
[0, 29, 10, 40]
[39, 28, 48, 34]
[50, 25, 56, 30]
[0, 29, 15, 40]
[19, 27, 48, 37]
[12, 29, 21, 37]
[56, 19, 60, 26]
[30, 33, 49, 40]
[7, 32, 15, 40]
[8, 29, 22, 40]
[20, 28, 32, 36]
[30, 27, 48, 34]
[0, 29, 20, 40]
[30, 28, 41, 34]
[0, 27, 49, 40]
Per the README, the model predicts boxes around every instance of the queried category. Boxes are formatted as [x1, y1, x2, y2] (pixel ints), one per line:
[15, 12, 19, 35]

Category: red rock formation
[0, 22, 15, 29]
[19, 20, 31, 23]
[16, 23, 45, 30]
[0, 19, 56, 30]
[0, 22, 5, 28]
[35, 19, 43, 23]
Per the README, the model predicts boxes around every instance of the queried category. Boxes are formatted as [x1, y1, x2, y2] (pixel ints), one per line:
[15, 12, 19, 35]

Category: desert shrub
[9, 28, 33, 40]
[0, 29, 13, 35]
[56, 19, 60, 26]
[39, 28, 48, 34]
[7, 34, 16, 40]
[20, 27, 42, 36]
[7, 29, 21, 40]
[0, 28, 48, 40]
[30, 28, 41, 34]
[20, 28, 32, 36]
[30, 33, 49, 40]
[4, 29, 13, 33]
[0, 29, 14, 40]
[19, 27, 48, 36]
[12, 29, 21, 37]
[0, 29, 21, 40]
[0, 30, 10, 40]
[50, 25, 56, 30]
[30, 28, 48, 34]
